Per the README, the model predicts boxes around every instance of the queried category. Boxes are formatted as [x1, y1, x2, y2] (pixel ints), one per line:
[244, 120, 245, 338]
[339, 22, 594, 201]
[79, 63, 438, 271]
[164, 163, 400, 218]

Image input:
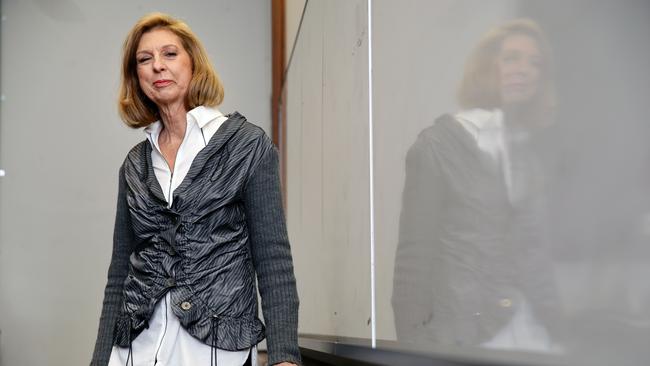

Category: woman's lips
[153, 80, 173, 87]
[503, 82, 530, 91]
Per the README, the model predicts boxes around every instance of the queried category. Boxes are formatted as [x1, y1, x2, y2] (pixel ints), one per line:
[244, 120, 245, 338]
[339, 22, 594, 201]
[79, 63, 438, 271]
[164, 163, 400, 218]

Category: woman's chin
[151, 95, 184, 109]
[502, 93, 536, 109]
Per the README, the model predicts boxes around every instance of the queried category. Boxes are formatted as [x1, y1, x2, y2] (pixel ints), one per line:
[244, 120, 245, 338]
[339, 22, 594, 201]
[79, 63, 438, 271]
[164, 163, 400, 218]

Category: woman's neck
[158, 102, 188, 143]
[503, 103, 533, 129]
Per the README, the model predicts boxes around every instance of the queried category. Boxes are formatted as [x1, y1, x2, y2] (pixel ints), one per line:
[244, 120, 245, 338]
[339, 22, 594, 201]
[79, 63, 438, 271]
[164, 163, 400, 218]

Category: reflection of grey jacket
[392, 114, 559, 346]
[92, 113, 301, 366]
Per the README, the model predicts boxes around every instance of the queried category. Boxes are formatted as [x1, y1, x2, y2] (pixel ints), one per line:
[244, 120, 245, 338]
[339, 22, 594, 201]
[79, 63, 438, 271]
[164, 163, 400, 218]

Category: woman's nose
[518, 58, 539, 76]
[507, 60, 531, 78]
[152, 56, 166, 72]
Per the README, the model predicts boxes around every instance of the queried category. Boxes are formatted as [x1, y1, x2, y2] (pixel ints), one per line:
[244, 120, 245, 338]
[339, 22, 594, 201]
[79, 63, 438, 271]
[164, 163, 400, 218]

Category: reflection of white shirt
[108, 106, 254, 366]
[455, 108, 513, 195]
[455, 108, 553, 353]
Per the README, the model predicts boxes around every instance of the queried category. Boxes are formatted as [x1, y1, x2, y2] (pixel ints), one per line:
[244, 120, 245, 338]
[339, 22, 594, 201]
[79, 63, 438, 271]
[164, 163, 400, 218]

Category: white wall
[284, 0, 519, 341]
[0, 1, 270, 365]
[285, 0, 306, 63]
[285, 0, 372, 339]
[284, 0, 515, 341]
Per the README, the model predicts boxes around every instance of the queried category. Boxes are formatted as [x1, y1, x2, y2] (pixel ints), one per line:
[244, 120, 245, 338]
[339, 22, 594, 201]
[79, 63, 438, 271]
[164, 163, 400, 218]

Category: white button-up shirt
[455, 108, 513, 194]
[455, 108, 553, 352]
[109, 106, 254, 366]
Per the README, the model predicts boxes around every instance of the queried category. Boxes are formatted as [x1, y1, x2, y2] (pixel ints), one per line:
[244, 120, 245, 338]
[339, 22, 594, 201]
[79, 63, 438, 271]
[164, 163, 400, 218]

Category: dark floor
[257, 351, 338, 366]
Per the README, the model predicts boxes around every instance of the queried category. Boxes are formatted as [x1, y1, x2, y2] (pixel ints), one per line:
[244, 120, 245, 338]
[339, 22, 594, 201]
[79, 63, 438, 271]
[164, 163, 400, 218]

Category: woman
[91, 13, 300, 366]
[392, 19, 561, 351]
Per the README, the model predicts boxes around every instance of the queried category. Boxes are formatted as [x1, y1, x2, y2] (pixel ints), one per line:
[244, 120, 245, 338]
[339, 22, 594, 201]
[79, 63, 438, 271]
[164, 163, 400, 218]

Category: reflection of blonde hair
[119, 13, 224, 128]
[458, 18, 555, 124]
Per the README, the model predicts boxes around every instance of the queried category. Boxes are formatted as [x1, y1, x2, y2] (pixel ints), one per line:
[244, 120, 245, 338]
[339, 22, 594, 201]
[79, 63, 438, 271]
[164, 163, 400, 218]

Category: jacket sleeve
[392, 135, 444, 344]
[243, 137, 301, 366]
[90, 165, 135, 366]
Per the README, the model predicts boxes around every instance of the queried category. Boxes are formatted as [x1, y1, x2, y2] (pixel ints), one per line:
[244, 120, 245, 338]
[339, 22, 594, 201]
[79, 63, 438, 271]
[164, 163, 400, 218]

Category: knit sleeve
[243, 138, 301, 366]
[392, 133, 445, 344]
[90, 165, 135, 366]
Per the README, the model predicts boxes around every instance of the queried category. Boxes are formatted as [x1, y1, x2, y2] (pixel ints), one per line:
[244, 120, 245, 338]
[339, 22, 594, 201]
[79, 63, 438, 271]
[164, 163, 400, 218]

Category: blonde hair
[457, 18, 555, 125]
[118, 12, 224, 128]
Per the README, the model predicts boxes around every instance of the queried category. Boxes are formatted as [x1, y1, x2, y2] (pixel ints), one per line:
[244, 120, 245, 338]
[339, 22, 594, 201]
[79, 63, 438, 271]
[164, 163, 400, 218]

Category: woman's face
[136, 28, 193, 109]
[497, 33, 542, 106]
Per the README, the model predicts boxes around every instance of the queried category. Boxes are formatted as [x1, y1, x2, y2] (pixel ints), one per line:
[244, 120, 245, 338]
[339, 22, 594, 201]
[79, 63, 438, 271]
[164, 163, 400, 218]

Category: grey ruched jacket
[392, 114, 560, 347]
[91, 112, 301, 366]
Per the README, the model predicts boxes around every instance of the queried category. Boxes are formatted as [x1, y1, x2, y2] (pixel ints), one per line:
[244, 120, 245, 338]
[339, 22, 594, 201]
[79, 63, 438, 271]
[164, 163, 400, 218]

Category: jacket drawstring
[210, 316, 219, 366]
[125, 318, 134, 366]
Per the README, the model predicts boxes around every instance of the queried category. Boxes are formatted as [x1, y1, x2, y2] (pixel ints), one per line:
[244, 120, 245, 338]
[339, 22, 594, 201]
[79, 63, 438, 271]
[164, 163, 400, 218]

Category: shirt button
[181, 301, 192, 311]
[165, 278, 176, 287]
[499, 298, 512, 308]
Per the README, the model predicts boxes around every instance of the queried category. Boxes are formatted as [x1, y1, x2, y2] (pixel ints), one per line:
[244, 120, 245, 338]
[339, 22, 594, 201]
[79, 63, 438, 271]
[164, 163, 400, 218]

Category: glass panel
[374, 1, 650, 365]
[284, 0, 373, 340]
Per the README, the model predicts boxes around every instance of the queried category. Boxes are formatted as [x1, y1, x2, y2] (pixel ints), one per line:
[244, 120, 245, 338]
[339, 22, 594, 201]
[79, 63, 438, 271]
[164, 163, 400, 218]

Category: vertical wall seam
[367, 0, 377, 349]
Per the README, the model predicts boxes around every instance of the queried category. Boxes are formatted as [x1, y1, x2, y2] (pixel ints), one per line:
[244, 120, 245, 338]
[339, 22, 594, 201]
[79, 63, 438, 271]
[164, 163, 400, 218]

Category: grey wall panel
[0, 1, 270, 365]
[285, 0, 372, 339]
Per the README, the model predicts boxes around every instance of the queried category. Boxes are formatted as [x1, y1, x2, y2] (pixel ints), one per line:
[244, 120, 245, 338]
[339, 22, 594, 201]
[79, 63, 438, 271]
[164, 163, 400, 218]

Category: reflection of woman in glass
[392, 19, 560, 351]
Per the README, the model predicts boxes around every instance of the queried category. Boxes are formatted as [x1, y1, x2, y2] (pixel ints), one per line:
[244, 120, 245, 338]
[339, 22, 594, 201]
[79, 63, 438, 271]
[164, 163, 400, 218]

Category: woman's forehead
[137, 28, 182, 51]
[500, 33, 540, 53]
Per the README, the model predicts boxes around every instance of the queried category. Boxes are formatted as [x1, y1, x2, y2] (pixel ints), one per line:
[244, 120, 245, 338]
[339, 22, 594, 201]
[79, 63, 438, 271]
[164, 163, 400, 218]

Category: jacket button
[167, 246, 176, 256]
[165, 278, 176, 287]
[499, 298, 512, 308]
[180, 301, 192, 311]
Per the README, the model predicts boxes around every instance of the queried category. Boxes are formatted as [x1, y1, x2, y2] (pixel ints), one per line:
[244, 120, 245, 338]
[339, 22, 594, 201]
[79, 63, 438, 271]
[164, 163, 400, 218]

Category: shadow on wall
[32, 0, 85, 21]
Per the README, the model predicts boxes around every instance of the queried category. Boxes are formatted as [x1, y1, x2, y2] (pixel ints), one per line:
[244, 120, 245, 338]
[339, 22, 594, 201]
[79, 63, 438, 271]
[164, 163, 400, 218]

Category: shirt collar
[143, 120, 162, 148]
[187, 105, 225, 129]
[455, 108, 504, 131]
[143, 105, 225, 141]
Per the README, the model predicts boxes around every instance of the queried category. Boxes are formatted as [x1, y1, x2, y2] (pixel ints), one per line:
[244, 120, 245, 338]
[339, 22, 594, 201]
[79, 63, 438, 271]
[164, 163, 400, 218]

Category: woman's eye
[137, 57, 151, 64]
[165, 52, 177, 57]
[502, 54, 519, 63]
[530, 58, 542, 69]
